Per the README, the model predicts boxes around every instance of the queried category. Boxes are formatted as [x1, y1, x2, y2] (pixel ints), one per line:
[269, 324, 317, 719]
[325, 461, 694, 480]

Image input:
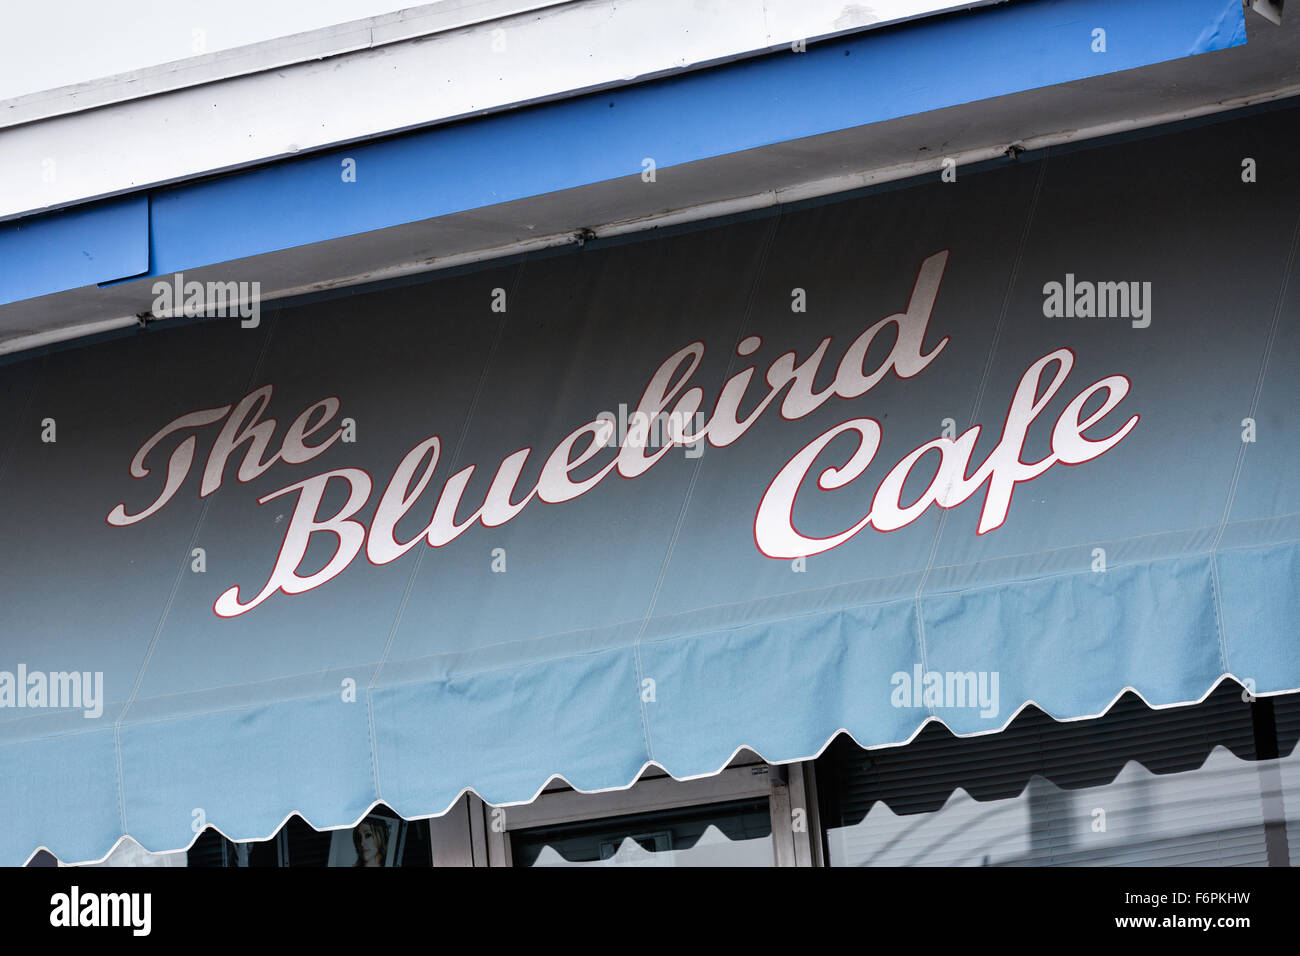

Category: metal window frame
[197, 761, 825, 868]
[816, 689, 1297, 868]
[439, 760, 822, 867]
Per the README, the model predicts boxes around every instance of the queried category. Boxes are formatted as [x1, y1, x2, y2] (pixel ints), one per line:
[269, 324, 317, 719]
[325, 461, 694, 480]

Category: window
[510, 797, 773, 867]
[187, 807, 433, 867]
[461, 751, 820, 866]
[815, 680, 1299, 867]
[179, 752, 821, 866]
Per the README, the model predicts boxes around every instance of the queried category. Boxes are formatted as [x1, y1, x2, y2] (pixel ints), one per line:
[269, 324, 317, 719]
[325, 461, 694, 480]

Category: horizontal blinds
[820, 681, 1289, 866]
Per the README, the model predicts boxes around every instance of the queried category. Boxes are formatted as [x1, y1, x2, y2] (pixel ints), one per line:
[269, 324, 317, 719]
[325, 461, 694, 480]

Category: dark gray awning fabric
[1, 102, 1299, 865]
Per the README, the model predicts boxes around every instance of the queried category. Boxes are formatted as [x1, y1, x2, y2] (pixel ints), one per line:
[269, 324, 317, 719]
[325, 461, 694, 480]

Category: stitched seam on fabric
[631, 213, 782, 765]
[66, 522, 1299, 724]
[111, 309, 279, 835]
[31, 540, 1282, 738]
[911, 154, 1049, 720]
[502, 508, 1300, 634]
[363, 258, 525, 802]
[0, 352, 44, 496]
[75, 530, 1300, 715]
[1208, 557, 1229, 675]
[1208, 202, 1300, 677]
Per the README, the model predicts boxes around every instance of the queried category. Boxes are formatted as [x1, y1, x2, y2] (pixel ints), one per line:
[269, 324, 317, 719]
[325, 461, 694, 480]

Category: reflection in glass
[827, 745, 1300, 867]
[512, 798, 773, 867]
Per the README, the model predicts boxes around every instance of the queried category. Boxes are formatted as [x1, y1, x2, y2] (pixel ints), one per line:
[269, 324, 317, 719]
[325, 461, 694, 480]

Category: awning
[3, 99, 1299, 865]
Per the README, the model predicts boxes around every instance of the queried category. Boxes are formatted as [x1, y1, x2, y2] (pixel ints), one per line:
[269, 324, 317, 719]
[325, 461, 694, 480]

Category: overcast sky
[0, 1, 422, 100]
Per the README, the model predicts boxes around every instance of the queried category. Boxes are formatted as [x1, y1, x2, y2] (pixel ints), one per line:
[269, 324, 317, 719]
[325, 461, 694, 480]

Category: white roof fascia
[0, 0, 1000, 221]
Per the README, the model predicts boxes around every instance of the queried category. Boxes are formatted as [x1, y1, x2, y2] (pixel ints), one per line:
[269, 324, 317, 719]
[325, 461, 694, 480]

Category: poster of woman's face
[328, 814, 400, 867]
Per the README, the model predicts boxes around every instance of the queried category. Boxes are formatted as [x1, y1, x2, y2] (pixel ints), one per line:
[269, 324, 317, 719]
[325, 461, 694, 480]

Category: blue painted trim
[0, 195, 149, 306]
[0, 0, 1246, 304]
[11, 85, 1296, 374]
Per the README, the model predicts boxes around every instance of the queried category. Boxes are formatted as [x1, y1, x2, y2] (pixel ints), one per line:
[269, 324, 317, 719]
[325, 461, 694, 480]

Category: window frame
[425, 759, 823, 866]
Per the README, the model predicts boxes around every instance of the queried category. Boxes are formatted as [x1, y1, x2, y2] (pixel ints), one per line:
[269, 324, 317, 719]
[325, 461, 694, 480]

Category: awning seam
[0, 534, 1291, 738]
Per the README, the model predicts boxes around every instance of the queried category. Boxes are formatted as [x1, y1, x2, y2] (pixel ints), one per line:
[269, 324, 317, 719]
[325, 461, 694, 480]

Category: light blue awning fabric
[1, 101, 1299, 865]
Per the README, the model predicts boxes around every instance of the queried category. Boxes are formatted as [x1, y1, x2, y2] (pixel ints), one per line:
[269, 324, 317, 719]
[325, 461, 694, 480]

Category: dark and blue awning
[2, 96, 1299, 866]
